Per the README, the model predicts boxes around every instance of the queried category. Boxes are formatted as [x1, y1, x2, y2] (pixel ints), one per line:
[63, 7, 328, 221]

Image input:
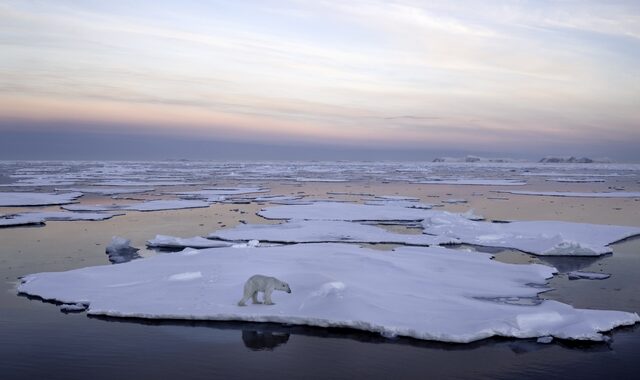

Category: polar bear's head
[278, 281, 292, 293]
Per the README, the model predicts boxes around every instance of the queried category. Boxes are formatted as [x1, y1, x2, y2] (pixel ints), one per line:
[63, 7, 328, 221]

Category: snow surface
[495, 191, 640, 198]
[210, 220, 457, 246]
[422, 215, 640, 256]
[147, 235, 235, 249]
[17, 243, 639, 343]
[415, 179, 527, 186]
[0, 192, 83, 206]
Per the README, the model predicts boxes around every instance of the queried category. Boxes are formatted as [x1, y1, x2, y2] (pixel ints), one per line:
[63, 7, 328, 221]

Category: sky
[1, 0, 639, 161]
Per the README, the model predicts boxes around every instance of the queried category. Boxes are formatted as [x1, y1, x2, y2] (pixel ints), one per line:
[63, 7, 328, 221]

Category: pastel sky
[1, 0, 639, 160]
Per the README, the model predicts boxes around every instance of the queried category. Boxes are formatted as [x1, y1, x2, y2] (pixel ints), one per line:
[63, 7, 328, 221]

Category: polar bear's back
[245, 274, 280, 291]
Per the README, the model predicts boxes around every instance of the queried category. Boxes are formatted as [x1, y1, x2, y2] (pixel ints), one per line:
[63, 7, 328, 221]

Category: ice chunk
[18, 243, 639, 343]
[210, 220, 456, 246]
[0, 192, 82, 206]
[231, 239, 260, 248]
[146, 235, 234, 249]
[105, 236, 140, 264]
[567, 271, 611, 280]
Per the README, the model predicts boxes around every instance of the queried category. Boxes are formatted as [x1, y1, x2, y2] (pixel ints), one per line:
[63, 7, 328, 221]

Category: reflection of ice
[241, 330, 290, 351]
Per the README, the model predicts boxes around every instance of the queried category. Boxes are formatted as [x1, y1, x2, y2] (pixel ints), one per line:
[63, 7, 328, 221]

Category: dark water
[2, 233, 640, 379]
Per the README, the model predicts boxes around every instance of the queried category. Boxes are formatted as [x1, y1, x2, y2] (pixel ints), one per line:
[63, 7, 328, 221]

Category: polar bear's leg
[264, 286, 275, 305]
[238, 281, 255, 306]
[251, 291, 262, 304]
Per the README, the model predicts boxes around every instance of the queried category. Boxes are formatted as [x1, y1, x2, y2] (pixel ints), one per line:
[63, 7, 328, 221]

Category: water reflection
[242, 330, 290, 351]
[537, 256, 605, 273]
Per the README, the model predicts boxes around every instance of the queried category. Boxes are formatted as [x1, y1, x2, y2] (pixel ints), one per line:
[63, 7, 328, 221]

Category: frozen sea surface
[18, 243, 639, 343]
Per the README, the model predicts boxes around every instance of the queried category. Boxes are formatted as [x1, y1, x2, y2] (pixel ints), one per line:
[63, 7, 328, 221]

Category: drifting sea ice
[0, 192, 83, 206]
[63, 199, 210, 212]
[422, 214, 640, 256]
[258, 202, 434, 221]
[0, 211, 121, 227]
[56, 187, 154, 195]
[147, 235, 235, 249]
[209, 220, 457, 246]
[17, 243, 639, 343]
[494, 190, 640, 198]
[414, 179, 527, 186]
[567, 271, 611, 280]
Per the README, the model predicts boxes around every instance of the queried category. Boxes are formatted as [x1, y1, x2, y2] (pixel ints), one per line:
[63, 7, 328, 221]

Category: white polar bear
[238, 274, 291, 306]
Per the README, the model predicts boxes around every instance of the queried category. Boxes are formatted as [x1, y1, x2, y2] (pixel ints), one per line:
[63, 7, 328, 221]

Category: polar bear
[238, 274, 291, 306]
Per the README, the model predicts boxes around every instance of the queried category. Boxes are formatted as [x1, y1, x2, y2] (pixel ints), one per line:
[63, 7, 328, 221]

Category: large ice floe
[17, 243, 639, 343]
[0, 192, 83, 206]
[56, 187, 154, 195]
[258, 202, 640, 256]
[210, 220, 457, 246]
[422, 214, 640, 256]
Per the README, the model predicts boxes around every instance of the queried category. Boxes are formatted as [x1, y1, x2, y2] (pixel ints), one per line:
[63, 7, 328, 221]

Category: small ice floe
[294, 178, 347, 182]
[55, 187, 154, 195]
[494, 190, 640, 198]
[414, 179, 526, 186]
[1, 211, 121, 227]
[258, 202, 432, 221]
[171, 187, 269, 202]
[545, 178, 606, 183]
[0, 192, 83, 206]
[442, 198, 467, 204]
[105, 236, 140, 264]
[210, 220, 456, 246]
[460, 209, 484, 221]
[253, 195, 304, 203]
[18, 243, 640, 343]
[567, 271, 611, 280]
[64, 199, 210, 212]
[146, 235, 234, 249]
[364, 200, 434, 209]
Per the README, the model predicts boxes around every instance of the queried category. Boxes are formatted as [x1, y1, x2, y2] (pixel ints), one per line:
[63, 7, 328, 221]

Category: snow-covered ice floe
[147, 235, 235, 249]
[0, 211, 121, 227]
[63, 199, 210, 212]
[171, 187, 269, 202]
[494, 190, 640, 198]
[210, 220, 457, 246]
[17, 243, 639, 343]
[259, 202, 435, 221]
[0, 192, 83, 206]
[422, 214, 640, 256]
